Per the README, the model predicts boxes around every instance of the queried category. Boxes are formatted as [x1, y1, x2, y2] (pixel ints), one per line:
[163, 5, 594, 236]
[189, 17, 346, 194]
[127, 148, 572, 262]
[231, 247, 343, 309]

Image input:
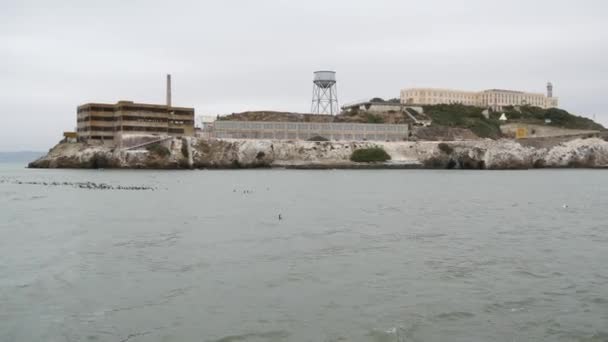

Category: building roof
[77, 101, 194, 111]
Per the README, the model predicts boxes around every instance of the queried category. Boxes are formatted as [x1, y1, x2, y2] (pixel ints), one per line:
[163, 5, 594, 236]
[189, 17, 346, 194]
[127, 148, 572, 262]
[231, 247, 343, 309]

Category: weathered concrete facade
[500, 123, 600, 139]
[76, 101, 195, 143]
[341, 101, 404, 113]
[212, 121, 408, 141]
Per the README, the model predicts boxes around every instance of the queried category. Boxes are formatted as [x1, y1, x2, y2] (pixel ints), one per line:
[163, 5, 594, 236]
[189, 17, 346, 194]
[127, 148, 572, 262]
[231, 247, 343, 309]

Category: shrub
[366, 113, 384, 124]
[307, 135, 329, 141]
[350, 147, 391, 163]
[146, 143, 171, 157]
[438, 143, 454, 154]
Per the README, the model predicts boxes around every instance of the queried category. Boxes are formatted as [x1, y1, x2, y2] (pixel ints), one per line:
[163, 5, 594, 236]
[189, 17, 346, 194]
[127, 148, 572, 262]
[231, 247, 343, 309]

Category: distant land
[0, 151, 45, 163]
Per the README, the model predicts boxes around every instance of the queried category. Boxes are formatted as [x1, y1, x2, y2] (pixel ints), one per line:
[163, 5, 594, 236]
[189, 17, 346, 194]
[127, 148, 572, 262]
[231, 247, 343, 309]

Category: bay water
[1, 164, 607, 341]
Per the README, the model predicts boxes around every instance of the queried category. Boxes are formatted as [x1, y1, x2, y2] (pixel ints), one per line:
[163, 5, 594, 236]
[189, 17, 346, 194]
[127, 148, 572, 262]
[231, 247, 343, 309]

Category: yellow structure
[63, 132, 77, 143]
[515, 127, 528, 139]
[401, 83, 559, 111]
[76, 101, 195, 143]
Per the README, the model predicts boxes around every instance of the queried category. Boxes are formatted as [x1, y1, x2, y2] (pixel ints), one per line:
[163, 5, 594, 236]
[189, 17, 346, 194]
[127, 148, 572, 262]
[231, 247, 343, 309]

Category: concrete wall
[213, 121, 408, 141]
[500, 123, 599, 139]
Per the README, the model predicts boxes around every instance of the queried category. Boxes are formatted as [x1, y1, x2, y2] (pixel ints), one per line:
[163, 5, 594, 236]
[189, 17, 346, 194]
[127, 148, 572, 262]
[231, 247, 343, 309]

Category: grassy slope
[491, 106, 605, 131]
[423, 104, 605, 139]
[423, 104, 503, 139]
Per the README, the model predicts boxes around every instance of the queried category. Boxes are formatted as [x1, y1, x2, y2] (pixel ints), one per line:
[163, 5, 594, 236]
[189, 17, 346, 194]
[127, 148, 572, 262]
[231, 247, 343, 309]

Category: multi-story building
[76, 101, 195, 143]
[401, 83, 559, 111]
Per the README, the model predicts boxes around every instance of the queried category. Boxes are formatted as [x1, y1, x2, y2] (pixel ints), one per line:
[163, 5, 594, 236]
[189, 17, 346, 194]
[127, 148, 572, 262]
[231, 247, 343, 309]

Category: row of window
[78, 126, 185, 133]
[77, 116, 116, 122]
[407, 91, 476, 100]
[78, 116, 194, 125]
[410, 97, 548, 107]
[87, 136, 114, 140]
[78, 106, 193, 116]
[77, 126, 115, 132]
[77, 107, 114, 113]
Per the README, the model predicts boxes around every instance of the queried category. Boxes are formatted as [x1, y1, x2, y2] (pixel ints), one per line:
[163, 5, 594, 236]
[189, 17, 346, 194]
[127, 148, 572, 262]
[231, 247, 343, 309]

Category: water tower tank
[311, 70, 339, 115]
[313, 71, 337, 89]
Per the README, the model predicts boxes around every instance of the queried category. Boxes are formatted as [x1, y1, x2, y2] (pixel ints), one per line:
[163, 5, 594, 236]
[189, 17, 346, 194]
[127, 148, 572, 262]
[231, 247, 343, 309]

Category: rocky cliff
[29, 137, 608, 170]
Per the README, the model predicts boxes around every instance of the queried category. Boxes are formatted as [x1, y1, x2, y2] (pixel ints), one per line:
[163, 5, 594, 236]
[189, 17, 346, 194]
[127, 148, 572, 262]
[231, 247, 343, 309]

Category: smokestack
[547, 82, 553, 98]
[166, 74, 172, 107]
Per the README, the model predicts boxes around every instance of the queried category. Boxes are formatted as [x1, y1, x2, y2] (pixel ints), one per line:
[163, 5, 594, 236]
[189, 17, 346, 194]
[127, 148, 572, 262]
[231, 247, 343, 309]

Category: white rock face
[544, 138, 608, 167]
[483, 140, 538, 169]
[29, 137, 608, 169]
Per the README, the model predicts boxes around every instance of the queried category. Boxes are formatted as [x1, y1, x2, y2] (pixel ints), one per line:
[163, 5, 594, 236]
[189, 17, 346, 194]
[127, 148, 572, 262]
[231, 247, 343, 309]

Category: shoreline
[28, 137, 608, 170]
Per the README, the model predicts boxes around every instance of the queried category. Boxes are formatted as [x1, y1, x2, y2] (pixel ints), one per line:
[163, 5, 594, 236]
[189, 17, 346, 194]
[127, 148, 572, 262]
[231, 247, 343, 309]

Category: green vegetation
[369, 97, 400, 104]
[365, 113, 385, 123]
[350, 147, 391, 163]
[307, 135, 329, 141]
[146, 143, 171, 157]
[422, 104, 605, 139]
[423, 104, 502, 139]
[492, 106, 604, 130]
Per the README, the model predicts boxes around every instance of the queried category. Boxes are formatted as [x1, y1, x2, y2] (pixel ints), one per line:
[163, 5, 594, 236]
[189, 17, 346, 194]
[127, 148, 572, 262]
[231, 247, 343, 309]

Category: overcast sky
[1, 0, 607, 151]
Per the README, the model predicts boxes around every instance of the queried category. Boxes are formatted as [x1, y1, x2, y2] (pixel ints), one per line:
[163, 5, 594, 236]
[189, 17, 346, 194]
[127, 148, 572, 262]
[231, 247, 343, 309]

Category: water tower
[311, 71, 339, 115]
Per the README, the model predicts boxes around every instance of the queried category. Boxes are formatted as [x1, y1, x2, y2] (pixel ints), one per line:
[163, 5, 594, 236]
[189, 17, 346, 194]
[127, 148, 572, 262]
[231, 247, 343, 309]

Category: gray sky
[1, 0, 607, 151]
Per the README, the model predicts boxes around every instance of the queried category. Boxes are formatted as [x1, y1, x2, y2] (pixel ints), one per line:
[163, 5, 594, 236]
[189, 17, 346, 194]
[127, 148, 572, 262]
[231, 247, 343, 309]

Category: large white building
[401, 83, 559, 111]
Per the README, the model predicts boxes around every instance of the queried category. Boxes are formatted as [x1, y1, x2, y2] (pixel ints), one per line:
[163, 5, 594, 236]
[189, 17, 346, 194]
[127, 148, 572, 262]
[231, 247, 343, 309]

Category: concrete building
[341, 100, 403, 113]
[212, 121, 408, 141]
[401, 83, 559, 111]
[76, 101, 195, 143]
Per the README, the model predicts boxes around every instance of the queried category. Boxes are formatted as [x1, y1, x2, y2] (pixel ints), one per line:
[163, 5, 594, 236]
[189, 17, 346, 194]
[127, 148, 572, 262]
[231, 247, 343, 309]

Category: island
[29, 102, 608, 170]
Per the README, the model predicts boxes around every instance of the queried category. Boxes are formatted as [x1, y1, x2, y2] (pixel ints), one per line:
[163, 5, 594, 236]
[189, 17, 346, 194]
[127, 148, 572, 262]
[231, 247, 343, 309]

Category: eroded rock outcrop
[28, 137, 608, 170]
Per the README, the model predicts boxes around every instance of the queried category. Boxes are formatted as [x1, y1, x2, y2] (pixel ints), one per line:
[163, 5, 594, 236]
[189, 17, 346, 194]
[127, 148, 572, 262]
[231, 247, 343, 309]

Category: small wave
[514, 270, 553, 279]
[367, 327, 411, 342]
[409, 233, 447, 240]
[434, 311, 475, 321]
[209, 330, 290, 342]
[589, 297, 608, 304]
[484, 298, 536, 313]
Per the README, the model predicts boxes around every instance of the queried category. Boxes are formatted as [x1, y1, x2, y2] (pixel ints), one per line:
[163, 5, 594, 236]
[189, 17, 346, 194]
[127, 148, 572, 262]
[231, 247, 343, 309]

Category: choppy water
[1, 163, 607, 342]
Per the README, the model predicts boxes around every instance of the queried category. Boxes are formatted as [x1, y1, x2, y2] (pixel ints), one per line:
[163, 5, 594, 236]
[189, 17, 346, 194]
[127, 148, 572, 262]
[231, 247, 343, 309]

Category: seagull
[562, 204, 569, 209]
[278, 214, 282, 221]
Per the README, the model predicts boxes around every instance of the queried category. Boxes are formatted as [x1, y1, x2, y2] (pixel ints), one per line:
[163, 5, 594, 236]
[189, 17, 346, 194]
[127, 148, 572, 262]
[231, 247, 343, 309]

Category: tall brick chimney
[166, 74, 172, 108]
